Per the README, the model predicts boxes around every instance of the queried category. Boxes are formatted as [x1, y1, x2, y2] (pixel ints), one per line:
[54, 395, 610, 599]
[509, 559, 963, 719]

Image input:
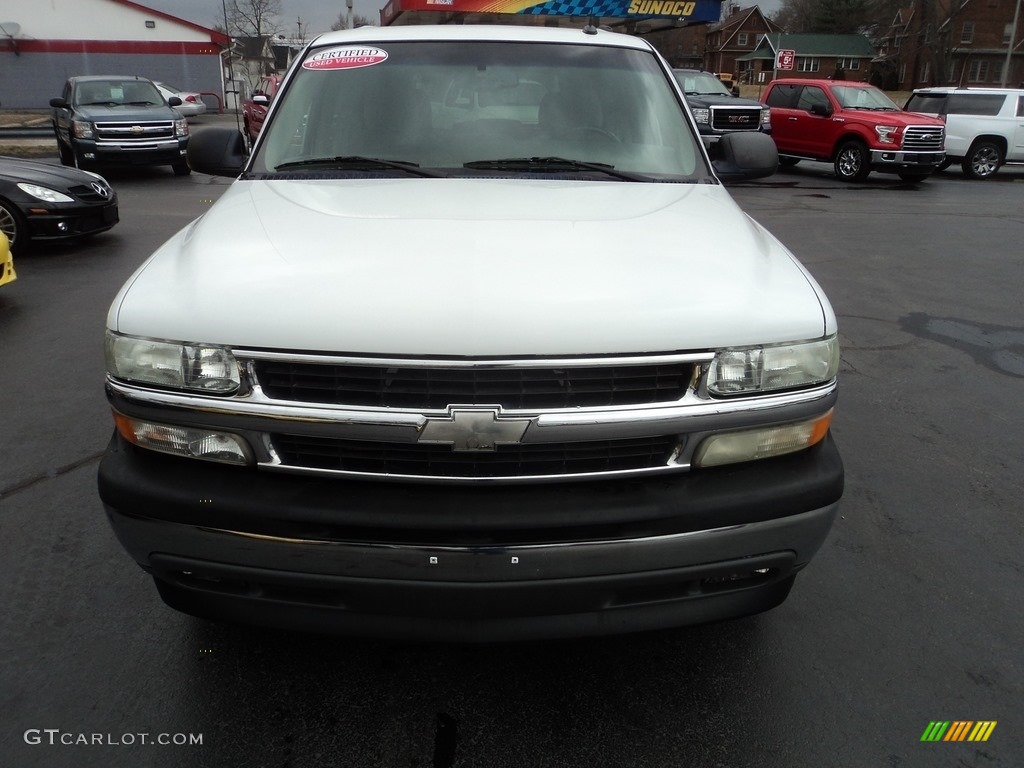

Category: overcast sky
[141, 0, 782, 37]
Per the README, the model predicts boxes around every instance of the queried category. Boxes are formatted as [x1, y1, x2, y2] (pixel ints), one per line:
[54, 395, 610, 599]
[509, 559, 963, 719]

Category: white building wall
[0, 0, 210, 42]
[0, 0, 226, 109]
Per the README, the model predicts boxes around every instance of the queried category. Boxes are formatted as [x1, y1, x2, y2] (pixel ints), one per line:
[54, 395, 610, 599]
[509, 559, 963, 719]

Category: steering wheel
[562, 126, 621, 143]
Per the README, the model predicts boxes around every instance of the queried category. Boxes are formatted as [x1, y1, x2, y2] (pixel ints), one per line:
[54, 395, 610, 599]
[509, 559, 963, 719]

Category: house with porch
[737, 33, 877, 86]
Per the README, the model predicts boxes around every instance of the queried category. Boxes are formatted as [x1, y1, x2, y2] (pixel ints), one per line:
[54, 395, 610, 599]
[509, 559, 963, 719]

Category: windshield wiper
[274, 156, 444, 178]
[463, 157, 652, 182]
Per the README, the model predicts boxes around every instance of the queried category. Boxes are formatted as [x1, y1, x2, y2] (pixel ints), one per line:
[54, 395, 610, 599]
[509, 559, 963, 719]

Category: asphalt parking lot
[0, 136, 1022, 767]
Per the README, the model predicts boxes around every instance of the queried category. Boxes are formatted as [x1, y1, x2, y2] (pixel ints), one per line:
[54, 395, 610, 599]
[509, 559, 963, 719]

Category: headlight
[694, 410, 834, 467]
[105, 332, 240, 393]
[72, 120, 95, 139]
[17, 183, 74, 204]
[875, 125, 898, 144]
[707, 336, 839, 397]
[175, 118, 189, 137]
[691, 107, 710, 125]
[113, 413, 252, 465]
[761, 107, 772, 128]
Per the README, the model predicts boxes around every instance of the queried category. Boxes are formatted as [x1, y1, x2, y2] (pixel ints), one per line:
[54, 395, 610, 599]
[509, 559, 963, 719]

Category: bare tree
[330, 12, 376, 30]
[227, 0, 283, 40]
[815, 0, 871, 34]
[773, 0, 902, 34]
[771, 0, 823, 32]
[909, 0, 966, 87]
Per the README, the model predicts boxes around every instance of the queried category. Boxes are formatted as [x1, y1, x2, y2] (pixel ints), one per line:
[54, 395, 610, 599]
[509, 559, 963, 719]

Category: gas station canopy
[380, 0, 723, 29]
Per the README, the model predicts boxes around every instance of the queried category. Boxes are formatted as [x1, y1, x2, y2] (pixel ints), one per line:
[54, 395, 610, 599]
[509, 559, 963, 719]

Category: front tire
[834, 139, 871, 182]
[55, 130, 75, 166]
[172, 161, 192, 177]
[961, 141, 1003, 179]
[0, 197, 28, 256]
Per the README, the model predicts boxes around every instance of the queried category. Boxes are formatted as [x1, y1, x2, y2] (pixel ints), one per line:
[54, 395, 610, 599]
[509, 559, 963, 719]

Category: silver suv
[904, 87, 1024, 179]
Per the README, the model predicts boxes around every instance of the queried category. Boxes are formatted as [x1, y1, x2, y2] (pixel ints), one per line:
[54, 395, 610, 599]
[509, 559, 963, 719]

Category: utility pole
[221, 0, 238, 115]
[1001, 0, 1022, 87]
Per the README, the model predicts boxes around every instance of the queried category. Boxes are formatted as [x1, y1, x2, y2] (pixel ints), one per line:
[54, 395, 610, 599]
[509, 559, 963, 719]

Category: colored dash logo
[921, 721, 997, 742]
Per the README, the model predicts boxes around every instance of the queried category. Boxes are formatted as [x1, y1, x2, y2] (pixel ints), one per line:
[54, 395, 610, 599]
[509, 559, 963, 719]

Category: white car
[100, 24, 843, 642]
[155, 82, 207, 117]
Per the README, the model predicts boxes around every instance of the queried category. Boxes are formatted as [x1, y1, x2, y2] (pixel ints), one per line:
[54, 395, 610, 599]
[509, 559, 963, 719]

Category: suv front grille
[253, 360, 695, 410]
[709, 106, 763, 132]
[271, 434, 679, 479]
[94, 120, 176, 146]
[903, 126, 945, 151]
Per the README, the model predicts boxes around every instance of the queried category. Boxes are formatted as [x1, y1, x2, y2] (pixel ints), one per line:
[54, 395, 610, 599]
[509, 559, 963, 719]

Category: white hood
[110, 178, 833, 356]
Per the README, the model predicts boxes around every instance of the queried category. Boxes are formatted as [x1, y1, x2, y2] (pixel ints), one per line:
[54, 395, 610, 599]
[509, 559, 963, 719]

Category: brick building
[874, 0, 1024, 90]
[642, 4, 782, 74]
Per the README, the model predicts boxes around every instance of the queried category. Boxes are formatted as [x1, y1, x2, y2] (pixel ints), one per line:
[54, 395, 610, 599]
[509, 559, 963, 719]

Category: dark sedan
[0, 156, 118, 255]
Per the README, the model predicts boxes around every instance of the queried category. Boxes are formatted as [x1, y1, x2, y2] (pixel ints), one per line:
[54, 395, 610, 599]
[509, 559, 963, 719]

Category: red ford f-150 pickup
[763, 78, 946, 182]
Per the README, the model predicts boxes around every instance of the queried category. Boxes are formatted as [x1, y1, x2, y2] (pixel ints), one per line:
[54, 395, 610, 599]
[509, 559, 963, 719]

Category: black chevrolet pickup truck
[50, 75, 191, 175]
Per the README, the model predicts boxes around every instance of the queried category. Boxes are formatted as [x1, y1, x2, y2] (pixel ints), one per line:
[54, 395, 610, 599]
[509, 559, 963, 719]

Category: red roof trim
[15, 39, 224, 55]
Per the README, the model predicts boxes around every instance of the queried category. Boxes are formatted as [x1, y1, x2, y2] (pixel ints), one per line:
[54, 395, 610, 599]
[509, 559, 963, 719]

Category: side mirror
[710, 132, 779, 182]
[49, 97, 68, 108]
[251, 94, 270, 106]
[810, 103, 832, 117]
[187, 126, 248, 177]
[168, 96, 183, 107]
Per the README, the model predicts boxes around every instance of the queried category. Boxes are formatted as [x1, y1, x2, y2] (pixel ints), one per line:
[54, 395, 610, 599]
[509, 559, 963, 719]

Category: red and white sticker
[303, 46, 388, 71]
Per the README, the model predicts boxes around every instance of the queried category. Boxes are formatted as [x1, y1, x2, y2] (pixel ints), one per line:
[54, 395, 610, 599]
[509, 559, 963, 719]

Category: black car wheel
[778, 157, 801, 167]
[172, 161, 192, 177]
[53, 127, 76, 167]
[57, 139, 75, 166]
[0, 197, 28, 256]
[834, 140, 871, 182]
[72, 149, 94, 172]
[962, 141, 1003, 180]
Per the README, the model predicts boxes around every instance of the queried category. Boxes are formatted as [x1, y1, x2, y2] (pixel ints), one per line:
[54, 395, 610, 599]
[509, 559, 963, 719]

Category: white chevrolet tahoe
[99, 24, 843, 641]
[905, 87, 1024, 179]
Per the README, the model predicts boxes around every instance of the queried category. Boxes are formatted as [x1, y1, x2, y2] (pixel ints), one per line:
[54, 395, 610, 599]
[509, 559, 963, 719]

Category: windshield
[74, 80, 163, 106]
[830, 84, 900, 111]
[673, 71, 732, 97]
[253, 41, 703, 181]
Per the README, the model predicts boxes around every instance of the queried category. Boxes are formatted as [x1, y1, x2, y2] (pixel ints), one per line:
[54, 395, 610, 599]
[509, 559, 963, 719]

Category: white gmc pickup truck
[98, 24, 843, 641]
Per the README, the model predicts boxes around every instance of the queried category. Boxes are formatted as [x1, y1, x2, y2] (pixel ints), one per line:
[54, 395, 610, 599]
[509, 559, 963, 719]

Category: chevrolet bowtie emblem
[419, 407, 531, 452]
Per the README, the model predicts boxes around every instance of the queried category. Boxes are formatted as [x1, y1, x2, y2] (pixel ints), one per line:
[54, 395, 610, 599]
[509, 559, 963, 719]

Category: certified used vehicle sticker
[303, 46, 389, 71]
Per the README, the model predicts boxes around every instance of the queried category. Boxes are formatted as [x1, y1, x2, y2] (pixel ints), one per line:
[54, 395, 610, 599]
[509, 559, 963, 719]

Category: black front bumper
[98, 433, 843, 641]
[27, 203, 119, 241]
